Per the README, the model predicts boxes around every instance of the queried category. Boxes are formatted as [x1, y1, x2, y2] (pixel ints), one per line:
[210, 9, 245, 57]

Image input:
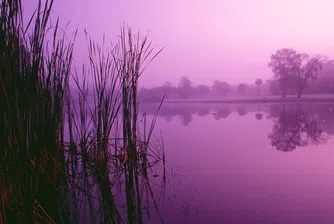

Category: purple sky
[24, 0, 334, 87]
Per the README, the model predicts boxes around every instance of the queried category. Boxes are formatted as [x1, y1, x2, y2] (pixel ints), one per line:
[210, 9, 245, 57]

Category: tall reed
[0, 0, 165, 223]
[0, 0, 76, 222]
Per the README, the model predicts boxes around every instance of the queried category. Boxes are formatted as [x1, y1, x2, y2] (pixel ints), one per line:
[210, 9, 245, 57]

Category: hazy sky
[24, 0, 334, 87]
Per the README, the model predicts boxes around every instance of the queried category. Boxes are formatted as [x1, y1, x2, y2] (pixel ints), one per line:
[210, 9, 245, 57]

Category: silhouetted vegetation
[268, 60, 334, 96]
[237, 83, 247, 94]
[0, 0, 165, 223]
[212, 80, 230, 96]
[178, 76, 193, 99]
[139, 49, 334, 103]
[268, 48, 325, 98]
[140, 77, 235, 102]
[255, 78, 263, 96]
[194, 84, 210, 97]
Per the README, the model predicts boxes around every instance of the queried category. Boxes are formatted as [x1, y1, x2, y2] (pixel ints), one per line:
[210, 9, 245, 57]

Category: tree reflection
[180, 114, 193, 126]
[255, 113, 263, 120]
[237, 107, 247, 116]
[268, 105, 328, 152]
[255, 104, 263, 120]
[212, 106, 230, 120]
[197, 107, 210, 117]
[164, 116, 173, 122]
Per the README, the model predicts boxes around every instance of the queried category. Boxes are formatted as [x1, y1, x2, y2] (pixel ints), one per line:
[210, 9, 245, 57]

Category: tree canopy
[268, 48, 324, 97]
[212, 80, 230, 96]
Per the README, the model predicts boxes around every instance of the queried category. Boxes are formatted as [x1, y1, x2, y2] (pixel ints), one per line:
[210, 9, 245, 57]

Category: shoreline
[163, 96, 334, 104]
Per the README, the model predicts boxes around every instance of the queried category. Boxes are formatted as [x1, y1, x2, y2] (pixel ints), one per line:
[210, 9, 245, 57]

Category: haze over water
[19, 1, 334, 223]
[140, 103, 334, 223]
[4, 0, 334, 222]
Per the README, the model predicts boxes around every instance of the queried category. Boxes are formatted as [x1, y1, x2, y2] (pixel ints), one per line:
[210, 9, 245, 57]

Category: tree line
[140, 48, 334, 102]
[140, 77, 264, 102]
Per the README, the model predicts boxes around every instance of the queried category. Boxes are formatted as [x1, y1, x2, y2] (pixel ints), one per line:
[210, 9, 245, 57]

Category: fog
[23, 0, 334, 87]
[5, 1, 334, 223]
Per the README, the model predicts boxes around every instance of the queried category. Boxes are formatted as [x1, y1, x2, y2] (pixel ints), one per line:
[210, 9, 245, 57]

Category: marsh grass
[0, 0, 165, 223]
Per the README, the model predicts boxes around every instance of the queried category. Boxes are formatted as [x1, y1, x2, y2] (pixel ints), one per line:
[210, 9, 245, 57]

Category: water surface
[140, 102, 334, 223]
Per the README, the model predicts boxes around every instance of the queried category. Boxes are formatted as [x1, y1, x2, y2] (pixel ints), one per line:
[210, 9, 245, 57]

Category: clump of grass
[117, 26, 164, 223]
[67, 27, 165, 223]
[0, 0, 166, 223]
[0, 0, 76, 223]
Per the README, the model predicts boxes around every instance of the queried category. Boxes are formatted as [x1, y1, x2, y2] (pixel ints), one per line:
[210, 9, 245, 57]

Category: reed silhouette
[0, 0, 165, 223]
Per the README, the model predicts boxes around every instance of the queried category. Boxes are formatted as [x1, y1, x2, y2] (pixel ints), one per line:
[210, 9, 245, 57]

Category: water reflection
[164, 116, 173, 122]
[141, 103, 253, 125]
[255, 113, 263, 120]
[212, 106, 231, 120]
[268, 105, 328, 152]
[140, 102, 334, 151]
[180, 114, 193, 126]
[139, 102, 334, 223]
[237, 107, 247, 116]
[140, 103, 334, 133]
[197, 107, 210, 117]
[255, 105, 263, 120]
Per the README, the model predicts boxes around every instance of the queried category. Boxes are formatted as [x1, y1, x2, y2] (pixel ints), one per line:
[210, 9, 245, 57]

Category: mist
[4, 0, 334, 223]
[23, 0, 334, 87]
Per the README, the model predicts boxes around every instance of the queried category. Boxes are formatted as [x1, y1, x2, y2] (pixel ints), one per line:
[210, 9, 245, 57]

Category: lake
[139, 102, 334, 223]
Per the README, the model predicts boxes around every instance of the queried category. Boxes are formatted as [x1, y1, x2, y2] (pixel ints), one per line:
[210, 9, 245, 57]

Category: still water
[140, 103, 334, 223]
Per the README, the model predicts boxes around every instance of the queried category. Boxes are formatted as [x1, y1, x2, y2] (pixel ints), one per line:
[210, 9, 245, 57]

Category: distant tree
[255, 78, 263, 96]
[237, 83, 246, 94]
[309, 61, 334, 94]
[268, 49, 325, 98]
[295, 55, 324, 97]
[139, 87, 161, 102]
[161, 81, 173, 98]
[163, 81, 172, 88]
[212, 80, 230, 96]
[195, 85, 210, 96]
[178, 76, 193, 98]
[178, 76, 192, 88]
[268, 48, 303, 97]
[268, 79, 296, 96]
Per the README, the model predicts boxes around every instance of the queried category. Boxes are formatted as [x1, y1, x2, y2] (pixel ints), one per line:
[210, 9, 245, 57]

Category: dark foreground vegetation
[0, 0, 165, 223]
